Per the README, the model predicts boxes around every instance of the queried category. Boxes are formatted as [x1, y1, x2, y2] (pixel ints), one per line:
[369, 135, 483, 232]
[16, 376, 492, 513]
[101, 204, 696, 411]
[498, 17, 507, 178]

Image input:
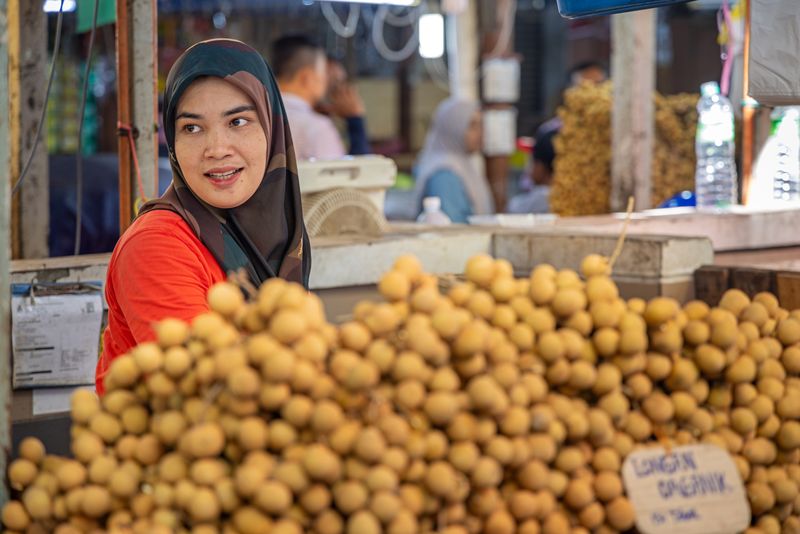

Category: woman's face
[464, 111, 483, 153]
[174, 77, 267, 209]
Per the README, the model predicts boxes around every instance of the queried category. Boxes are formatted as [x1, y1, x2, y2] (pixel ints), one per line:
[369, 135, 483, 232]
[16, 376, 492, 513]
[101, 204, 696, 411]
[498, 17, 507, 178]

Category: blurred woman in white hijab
[413, 98, 494, 223]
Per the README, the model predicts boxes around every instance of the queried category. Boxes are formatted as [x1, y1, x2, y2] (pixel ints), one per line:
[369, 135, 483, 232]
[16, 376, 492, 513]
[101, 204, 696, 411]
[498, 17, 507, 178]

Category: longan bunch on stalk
[550, 82, 613, 216]
[550, 84, 699, 215]
[651, 92, 698, 207]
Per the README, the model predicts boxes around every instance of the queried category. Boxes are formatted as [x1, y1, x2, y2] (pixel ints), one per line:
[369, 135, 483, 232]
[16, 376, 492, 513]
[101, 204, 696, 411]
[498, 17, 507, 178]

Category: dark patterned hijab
[139, 39, 310, 288]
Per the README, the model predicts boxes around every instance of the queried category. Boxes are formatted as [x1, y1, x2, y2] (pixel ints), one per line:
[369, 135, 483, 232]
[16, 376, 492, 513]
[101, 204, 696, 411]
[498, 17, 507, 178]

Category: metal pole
[741, 0, 754, 205]
[0, 0, 14, 506]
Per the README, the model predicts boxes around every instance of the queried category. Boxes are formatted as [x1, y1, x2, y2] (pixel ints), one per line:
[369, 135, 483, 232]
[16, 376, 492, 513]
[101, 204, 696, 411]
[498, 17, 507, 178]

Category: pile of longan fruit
[550, 83, 699, 215]
[4, 252, 800, 534]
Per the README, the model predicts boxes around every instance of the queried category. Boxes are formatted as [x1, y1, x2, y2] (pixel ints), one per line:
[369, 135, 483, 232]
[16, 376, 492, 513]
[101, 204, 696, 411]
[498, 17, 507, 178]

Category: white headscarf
[414, 98, 494, 216]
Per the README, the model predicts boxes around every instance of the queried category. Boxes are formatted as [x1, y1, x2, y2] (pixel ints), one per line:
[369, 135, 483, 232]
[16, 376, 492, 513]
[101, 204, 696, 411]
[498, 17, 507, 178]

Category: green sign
[77, 0, 116, 33]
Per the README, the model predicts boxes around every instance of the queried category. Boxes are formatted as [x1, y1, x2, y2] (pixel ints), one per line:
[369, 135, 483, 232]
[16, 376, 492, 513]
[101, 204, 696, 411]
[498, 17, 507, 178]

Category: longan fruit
[425, 461, 458, 498]
[642, 392, 675, 424]
[695, 344, 726, 377]
[509, 490, 540, 520]
[465, 254, 496, 288]
[2, 500, 31, 530]
[623, 411, 653, 441]
[153, 318, 189, 349]
[347, 510, 381, 534]
[778, 318, 800, 347]
[590, 447, 620, 473]
[55, 460, 86, 491]
[778, 421, 800, 450]
[718, 289, 750, 316]
[564, 478, 594, 510]
[155, 410, 187, 446]
[471, 456, 503, 488]
[605, 497, 635, 531]
[89, 412, 123, 445]
[744, 438, 778, 465]
[581, 254, 610, 277]
[491, 277, 518, 303]
[8, 459, 38, 490]
[18, 437, 46, 466]
[594, 471, 623, 502]
[551, 288, 588, 317]
[542, 512, 571, 534]
[731, 407, 759, 435]
[772, 479, 799, 504]
[518, 460, 550, 492]
[207, 282, 244, 317]
[80, 485, 111, 518]
[555, 447, 585, 474]
[644, 297, 678, 327]
[747, 481, 776, 516]
[269, 309, 307, 345]
[71, 431, 104, 464]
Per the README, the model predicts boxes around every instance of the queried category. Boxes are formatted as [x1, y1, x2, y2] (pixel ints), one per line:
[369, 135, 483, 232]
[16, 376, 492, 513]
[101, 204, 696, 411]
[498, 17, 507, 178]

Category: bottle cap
[701, 81, 720, 97]
[423, 196, 442, 211]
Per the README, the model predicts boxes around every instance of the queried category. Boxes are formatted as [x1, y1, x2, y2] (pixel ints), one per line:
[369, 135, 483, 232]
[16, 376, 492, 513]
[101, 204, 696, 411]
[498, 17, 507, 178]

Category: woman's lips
[205, 167, 244, 187]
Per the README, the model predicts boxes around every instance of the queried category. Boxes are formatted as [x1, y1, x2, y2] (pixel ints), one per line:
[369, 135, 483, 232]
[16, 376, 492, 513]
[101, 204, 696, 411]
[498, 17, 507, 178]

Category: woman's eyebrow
[176, 111, 202, 120]
[223, 105, 256, 116]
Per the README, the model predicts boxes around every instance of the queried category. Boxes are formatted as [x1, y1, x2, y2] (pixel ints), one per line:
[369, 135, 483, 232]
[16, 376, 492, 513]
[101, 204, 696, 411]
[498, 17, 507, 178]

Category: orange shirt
[96, 210, 225, 394]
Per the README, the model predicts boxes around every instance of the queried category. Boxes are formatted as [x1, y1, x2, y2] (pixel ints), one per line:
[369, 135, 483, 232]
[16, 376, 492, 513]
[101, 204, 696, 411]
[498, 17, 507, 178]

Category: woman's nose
[204, 127, 233, 159]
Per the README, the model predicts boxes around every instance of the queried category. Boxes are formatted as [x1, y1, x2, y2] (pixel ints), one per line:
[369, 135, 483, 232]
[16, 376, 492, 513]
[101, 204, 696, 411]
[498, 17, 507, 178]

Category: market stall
[2, 0, 800, 532]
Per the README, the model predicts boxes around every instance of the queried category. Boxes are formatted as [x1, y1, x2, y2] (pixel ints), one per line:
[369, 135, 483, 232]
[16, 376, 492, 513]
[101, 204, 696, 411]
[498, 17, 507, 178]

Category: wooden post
[7, 0, 19, 259]
[17, 1, 49, 258]
[0, 0, 14, 504]
[611, 9, 656, 212]
[446, 0, 479, 100]
[478, 0, 515, 212]
[116, 0, 158, 234]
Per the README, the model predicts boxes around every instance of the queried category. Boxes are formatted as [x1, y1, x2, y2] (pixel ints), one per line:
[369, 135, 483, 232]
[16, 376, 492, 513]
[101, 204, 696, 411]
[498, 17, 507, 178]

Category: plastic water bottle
[694, 81, 738, 210]
[770, 107, 800, 202]
[417, 196, 452, 225]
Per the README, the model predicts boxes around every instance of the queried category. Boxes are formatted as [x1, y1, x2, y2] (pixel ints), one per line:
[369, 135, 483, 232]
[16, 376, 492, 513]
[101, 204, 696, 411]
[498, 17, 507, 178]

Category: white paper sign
[33, 385, 95, 416]
[12, 291, 103, 388]
[621, 444, 750, 534]
[483, 108, 517, 156]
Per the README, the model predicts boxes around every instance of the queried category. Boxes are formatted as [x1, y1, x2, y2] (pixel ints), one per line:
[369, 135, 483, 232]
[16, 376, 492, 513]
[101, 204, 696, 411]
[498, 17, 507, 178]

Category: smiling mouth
[205, 168, 244, 180]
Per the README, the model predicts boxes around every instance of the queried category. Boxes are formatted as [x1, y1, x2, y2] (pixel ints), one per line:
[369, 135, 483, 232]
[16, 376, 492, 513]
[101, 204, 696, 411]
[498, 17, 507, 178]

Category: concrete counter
[553, 206, 800, 252]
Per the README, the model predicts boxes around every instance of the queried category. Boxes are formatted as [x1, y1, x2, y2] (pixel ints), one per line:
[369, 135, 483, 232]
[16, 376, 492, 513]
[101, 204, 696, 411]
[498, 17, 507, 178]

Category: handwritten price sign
[621, 444, 750, 534]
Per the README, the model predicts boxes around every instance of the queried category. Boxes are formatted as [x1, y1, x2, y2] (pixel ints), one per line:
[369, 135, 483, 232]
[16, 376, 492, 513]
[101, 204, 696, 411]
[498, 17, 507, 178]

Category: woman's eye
[182, 124, 201, 133]
[231, 117, 250, 127]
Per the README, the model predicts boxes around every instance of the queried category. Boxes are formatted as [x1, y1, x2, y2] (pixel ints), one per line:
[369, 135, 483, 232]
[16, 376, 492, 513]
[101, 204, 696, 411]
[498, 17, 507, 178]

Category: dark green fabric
[138, 39, 310, 288]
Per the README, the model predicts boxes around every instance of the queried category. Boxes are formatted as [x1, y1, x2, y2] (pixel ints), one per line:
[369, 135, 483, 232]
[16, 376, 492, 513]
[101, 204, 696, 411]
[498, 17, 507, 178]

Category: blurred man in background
[273, 36, 369, 159]
[316, 56, 370, 156]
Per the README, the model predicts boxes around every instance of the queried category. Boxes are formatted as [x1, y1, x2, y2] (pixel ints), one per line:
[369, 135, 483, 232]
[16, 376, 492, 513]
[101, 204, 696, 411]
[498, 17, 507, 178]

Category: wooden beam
[116, 0, 158, 234]
[18, 1, 49, 258]
[8, 0, 19, 259]
[611, 9, 656, 212]
[130, 0, 158, 201]
[0, 0, 15, 505]
[477, 0, 514, 212]
[446, 0, 479, 101]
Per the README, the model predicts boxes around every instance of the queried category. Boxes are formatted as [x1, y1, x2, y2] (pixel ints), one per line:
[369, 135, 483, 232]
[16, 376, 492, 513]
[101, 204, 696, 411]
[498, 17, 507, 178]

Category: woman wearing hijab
[414, 98, 494, 223]
[96, 39, 311, 393]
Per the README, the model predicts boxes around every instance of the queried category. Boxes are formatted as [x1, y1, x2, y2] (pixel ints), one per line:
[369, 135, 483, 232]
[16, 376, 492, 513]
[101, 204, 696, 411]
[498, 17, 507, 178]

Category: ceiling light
[43, 0, 76, 12]
[419, 13, 444, 59]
